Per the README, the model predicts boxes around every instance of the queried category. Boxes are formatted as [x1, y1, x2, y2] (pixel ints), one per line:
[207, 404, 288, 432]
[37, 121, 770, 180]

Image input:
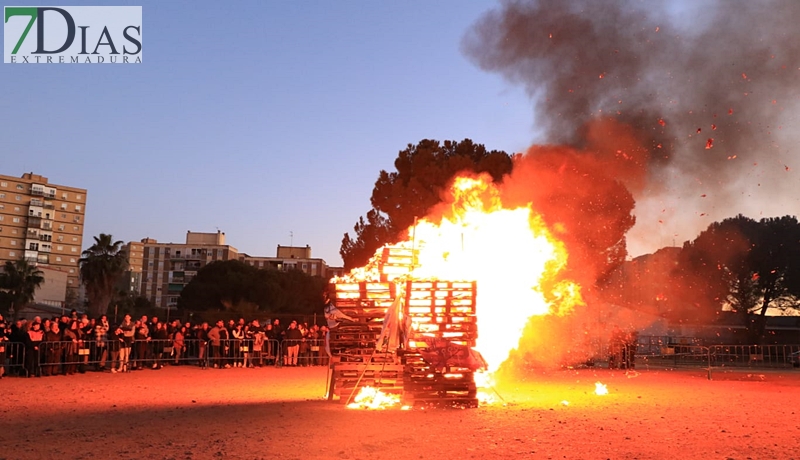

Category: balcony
[43, 203, 55, 210]
[29, 199, 43, 207]
[31, 189, 44, 196]
[26, 230, 39, 238]
[170, 253, 204, 260]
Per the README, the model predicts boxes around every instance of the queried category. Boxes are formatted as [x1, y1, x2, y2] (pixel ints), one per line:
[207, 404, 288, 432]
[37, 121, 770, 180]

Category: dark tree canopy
[673, 214, 800, 339]
[80, 233, 128, 318]
[340, 139, 513, 269]
[178, 260, 327, 321]
[0, 258, 45, 319]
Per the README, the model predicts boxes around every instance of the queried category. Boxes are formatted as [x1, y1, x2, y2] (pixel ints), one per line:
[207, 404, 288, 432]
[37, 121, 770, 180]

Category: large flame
[338, 174, 583, 374]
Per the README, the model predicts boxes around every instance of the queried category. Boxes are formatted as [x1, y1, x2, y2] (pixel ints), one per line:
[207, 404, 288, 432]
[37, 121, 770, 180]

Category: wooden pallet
[402, 352, 477, 406]
[328, 362, 405, 401]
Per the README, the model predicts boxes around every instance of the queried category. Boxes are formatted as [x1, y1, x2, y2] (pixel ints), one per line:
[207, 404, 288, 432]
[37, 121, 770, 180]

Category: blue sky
[1, 0, 537, 266]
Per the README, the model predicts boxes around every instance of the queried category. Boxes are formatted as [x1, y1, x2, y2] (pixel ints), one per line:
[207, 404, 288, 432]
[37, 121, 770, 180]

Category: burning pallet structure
[327, 246, 480, 407]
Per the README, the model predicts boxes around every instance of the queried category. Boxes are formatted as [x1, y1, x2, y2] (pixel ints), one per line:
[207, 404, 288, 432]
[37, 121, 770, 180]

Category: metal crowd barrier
[709, 344, 800, 368]
[0, 342, 27, 377]
[280, 339, 327, 367]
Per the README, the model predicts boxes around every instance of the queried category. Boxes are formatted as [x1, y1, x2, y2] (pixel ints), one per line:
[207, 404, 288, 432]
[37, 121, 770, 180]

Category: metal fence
[0, 342, 28, 377]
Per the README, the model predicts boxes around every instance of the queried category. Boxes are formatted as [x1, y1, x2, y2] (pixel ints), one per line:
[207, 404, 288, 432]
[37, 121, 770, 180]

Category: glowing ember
[336, 174, 583, 375]
[595, 382, 609, 395]
[346, 387, 401, 410]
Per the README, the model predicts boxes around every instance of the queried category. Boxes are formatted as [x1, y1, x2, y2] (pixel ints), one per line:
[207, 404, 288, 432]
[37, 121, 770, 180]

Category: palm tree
[80, 233, 128, 317]
[0, 258, 45, 319]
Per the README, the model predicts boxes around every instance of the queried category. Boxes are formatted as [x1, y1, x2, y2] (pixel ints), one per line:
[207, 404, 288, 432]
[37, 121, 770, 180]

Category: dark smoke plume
[464, 0, 800, 255]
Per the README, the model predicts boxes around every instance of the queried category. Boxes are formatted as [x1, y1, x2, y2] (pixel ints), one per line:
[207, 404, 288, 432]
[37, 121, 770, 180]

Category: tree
[177, 260, 328, 320]
[341, 139, 513, 269]
[80, 234, 128, 318]
[674, 215, 800, 341]
[0, 258, 45, 319]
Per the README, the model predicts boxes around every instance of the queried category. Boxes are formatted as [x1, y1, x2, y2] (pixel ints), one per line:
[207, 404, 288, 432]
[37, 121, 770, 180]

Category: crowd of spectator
[0, 311, 330, 378]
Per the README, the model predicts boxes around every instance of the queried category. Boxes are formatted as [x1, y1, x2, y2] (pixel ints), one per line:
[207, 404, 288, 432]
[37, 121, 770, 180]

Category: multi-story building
[119, 240, 145, 296]
[0, 173, 87, 296]
[239, 244, 332, 278]
[130, 231, 239, 310]
[129, 233, 344, 310]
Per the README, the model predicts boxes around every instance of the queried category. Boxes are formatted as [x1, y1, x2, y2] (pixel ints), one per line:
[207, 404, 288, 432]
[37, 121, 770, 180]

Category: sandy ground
[1, 365, 799, 460]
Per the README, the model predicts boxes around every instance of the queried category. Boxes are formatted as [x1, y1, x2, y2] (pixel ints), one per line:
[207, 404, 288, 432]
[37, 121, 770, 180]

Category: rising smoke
[464, 0, 800, 255]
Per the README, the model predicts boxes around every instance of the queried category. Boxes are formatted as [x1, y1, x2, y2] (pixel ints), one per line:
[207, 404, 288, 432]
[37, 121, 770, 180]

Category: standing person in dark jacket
[9, 320, 27, 376]
[264, 323, 277, 365]
[196, 322, 210, 367]
[219, 321, 231, 368]
[207, 321, 223, 369]
[62, 321, 80, 375]
[151, 322, 169, 369]
[25, 322, 44, 377]
[43, 322, 63, 376]
[134, 321, 150, 370]
[284, 321, 303, 367]
[109, 326, 123, 373]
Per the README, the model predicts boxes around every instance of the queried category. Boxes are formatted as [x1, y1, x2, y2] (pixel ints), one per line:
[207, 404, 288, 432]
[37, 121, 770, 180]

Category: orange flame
[346, 387, 404, 410]
[594, 381, 609, 395]
[337, 174, 583, 375]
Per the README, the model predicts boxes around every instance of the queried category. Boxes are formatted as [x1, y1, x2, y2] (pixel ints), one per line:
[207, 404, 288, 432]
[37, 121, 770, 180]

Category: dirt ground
[1, 365, 798, 460]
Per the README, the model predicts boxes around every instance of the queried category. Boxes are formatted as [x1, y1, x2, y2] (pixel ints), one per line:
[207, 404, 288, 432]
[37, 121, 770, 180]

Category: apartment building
[120, 240, 145, 296]
[239, 244, 331, 277]
[130, 231, 239, 310]
[0, 172, 87, 294]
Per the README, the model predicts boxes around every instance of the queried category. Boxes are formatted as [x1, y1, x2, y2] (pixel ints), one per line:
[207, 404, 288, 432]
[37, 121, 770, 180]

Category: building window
[62, 193, 68, 199]
[0, 205, 3, 210]
[56, 257, 62, 262]
[16, 184, 23, 190]
[12, 217, 19, 223]
[69, 269, 74, 274]
[73, 226, 79, 231]
[15, 195, 21, 201]
[70, 258, 76, 263]
[9, 251, 15, 257]
[76, 194, 82, 200]
[14, 207, 20, 212]
[61, 213, 67, 219]
[0, 182, 6, 187]
[29, 242, 38, 250]
[0, 194, 5, 198]
[68, 279, 73, 284]
[10, 240, 16, 246]
[58, 225, 64, 231]
[61, 203, 67, 210]
[71, 247, 77, 252]
[57, 245, 63, 251]
[57, 236, 63, 242]
[72, 237, 77, 242]
[0, 216, 3, 221]
[75, 205, 82, 212]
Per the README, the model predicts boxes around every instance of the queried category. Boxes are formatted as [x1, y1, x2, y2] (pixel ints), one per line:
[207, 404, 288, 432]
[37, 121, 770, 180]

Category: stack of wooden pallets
[377, 246, 416, 282]
[328, 281, 396, 362]
[402, 280, 479, 407]
[327, 246, 480, 407]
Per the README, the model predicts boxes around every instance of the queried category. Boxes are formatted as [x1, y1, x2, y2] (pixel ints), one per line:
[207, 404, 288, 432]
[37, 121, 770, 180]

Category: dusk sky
[3, 1, 798, 267]
[2, 0, 535, 266]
